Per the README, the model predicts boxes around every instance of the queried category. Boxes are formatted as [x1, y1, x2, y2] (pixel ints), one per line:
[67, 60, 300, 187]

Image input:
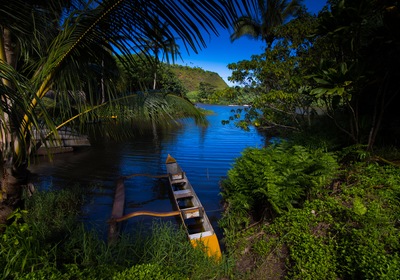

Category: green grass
[0, 185, 230, 279]
[220, 144, 400, 279]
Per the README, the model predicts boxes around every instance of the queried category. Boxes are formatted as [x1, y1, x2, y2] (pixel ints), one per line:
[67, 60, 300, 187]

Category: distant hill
[170, 64, 228, 92]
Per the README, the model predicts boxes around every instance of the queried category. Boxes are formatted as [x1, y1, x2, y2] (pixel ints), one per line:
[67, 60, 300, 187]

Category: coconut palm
[0, 0, 253, 223]
[139, 16, 181, 90]
[230, 0, 303, 48]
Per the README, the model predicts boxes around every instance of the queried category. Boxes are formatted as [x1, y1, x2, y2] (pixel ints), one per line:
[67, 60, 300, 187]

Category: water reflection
[29, 104, 265, 235]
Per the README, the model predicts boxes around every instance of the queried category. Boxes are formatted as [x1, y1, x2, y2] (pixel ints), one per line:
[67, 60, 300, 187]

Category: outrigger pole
[108, 173, 176, 243]
[108, 159, 222, 260]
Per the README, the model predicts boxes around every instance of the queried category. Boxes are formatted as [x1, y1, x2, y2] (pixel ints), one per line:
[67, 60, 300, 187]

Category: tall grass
[0, 185, 230, 279]
[132, 221, 230, 280]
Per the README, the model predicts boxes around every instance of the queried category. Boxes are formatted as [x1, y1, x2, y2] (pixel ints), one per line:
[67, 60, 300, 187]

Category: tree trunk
[367, 91, 384, 151]
[3, 28, 18, 69]
[0, 159, 29, 226]
[153, 71, 157, 90]
[0, 25, 27, 226]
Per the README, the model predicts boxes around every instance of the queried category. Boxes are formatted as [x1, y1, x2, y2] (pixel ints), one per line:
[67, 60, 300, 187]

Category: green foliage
[160, 66, 188, 96]
[0, 209, 54, 279]
[308, 62, 353, 99]
[337, 144, 370, 163]
[309, 0, 400, 148]
[198, 82, 217, 102]
[230, 0, 303, 47]
[170, 64, 228, 95]
[16, 264, 119, 280]
[0, 186, 229, 279]
[113, 263, 185, 280]
[227, 13, 320, 131]
[223, 158, 400, 279]
[264, 200, 340, 280]
[352, 196, 367, 215]
[226, 0, 400, 148]
[16, 267, 64, 280]
[0, 186, 89, 279]
[23, 185, 85, 240]
[220, 142, 338, 239]
[117, 55, 188, 95]
[333, 163, 400, 279]
[131, 221, 228, 280]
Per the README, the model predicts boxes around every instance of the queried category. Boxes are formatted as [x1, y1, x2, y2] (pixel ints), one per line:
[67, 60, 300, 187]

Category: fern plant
[220, 142, 338, 235]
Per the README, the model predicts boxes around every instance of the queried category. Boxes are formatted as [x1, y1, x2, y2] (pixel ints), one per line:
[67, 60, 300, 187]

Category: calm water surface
[29, 104, 266, 235]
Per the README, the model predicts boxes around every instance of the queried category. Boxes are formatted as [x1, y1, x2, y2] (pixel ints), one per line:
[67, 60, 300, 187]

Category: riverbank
[28, 104, 265, 239]
[4, 144, 399, 279]
[0, 185, 227, 279]
[219, 143, 400, 279]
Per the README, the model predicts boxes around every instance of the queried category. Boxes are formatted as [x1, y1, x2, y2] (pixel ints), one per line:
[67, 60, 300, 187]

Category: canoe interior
[166, 155, 221, 259]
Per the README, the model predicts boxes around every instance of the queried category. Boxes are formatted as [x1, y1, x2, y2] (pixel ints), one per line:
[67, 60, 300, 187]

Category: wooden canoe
[165, 154, 221, 259]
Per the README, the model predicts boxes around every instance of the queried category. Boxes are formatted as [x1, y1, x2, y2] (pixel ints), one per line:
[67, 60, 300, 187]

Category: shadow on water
[29, 104, 266, 241]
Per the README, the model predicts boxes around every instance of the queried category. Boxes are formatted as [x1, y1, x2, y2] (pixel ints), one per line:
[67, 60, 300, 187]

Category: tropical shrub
[224, 159, 400, 279]
[220, 142, 338, 238]
[264, 199, 339, 280]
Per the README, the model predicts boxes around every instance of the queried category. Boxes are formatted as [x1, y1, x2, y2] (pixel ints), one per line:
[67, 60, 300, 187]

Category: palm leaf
[0, 0, 256, 163]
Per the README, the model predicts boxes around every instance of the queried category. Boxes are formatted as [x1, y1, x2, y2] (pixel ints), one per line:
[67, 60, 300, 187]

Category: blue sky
[176, 0, 328, 86]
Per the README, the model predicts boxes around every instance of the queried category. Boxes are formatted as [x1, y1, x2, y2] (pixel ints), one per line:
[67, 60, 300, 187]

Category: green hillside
[170, 64, 228, 92]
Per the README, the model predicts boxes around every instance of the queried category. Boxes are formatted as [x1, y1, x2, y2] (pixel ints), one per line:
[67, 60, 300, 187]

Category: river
[29, 104, 266, 236]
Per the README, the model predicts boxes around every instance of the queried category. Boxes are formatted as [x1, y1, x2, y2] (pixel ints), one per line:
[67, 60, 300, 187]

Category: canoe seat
[189, 230, 214, 240]
[173, 189, 193, 199]
[181, 206, 202, 219]
[170, 179, 188, 187]
[169, 172, 185, 181]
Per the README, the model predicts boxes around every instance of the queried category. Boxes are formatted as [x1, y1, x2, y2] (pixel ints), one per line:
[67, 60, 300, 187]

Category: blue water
[29, 104, 265, 235]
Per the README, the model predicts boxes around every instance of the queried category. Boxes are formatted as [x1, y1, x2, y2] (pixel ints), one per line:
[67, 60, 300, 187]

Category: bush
[223, 160, 400, 279]
[220, 142, 338, 239]
[264, 199, 339, 280]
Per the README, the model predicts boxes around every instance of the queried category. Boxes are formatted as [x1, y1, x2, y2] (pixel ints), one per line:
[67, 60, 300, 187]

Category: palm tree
[140, 16, 181, 90]
[230, 0, 303, 48]
[0, 0, 253, 223]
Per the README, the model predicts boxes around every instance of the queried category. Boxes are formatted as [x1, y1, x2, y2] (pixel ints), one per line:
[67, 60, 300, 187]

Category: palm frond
[75, 91, 207, 140]
[231, 0, 303, 46]
[0, 0, 256, 163]
[0, 61, 58, 162]
[230, 16, 262, 41]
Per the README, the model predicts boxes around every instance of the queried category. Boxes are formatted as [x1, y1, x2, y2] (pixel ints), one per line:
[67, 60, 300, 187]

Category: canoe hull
[166, 154, 221, 259]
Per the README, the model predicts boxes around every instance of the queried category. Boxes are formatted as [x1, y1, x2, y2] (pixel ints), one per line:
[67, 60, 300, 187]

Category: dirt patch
[251, 245, 288, 280]
[235, 247, 257, 275]
[312, 222, 331, 238]
[234, 243, 288, 279]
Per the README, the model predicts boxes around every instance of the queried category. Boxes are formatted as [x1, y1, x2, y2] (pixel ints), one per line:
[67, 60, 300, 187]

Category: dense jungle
[1, 0, 399, 279]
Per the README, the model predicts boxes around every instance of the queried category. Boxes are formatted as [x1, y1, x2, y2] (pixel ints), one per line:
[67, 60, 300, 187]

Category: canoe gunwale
[165, 154, 221, 259]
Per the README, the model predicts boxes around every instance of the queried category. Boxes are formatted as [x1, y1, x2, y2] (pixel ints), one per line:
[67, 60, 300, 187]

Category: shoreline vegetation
[1, 0, 400, 279]
[219, 142, 400, 279]
[0, 185, 226, 280]
[1, 137, 399, 279]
